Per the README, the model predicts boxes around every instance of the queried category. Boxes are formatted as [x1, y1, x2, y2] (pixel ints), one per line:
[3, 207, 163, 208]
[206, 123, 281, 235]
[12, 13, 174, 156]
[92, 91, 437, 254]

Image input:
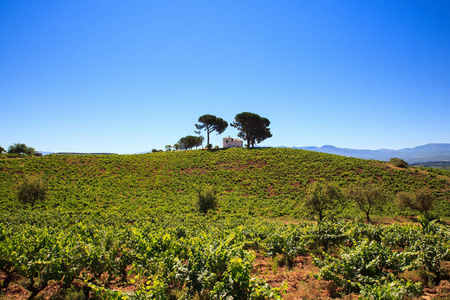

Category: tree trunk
[207, 127, 212, 149]
[1, 269, 14, 289]
[246, 130, 251, 148]
[365, 210, 371, 223]
[26, 281, 48, 300]
[83, 285, 91, 299]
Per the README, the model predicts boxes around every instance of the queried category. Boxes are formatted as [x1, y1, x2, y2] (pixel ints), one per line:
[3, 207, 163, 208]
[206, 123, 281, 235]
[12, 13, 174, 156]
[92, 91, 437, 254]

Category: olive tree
[397, 188, 435, 219]
[304, 181, 344, 221]
[346, 184, 387, 222]
[17, 174, 48, 207]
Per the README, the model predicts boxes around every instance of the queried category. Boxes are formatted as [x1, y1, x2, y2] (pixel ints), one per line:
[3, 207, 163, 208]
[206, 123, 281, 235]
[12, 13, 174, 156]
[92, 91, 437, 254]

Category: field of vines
[0, 148, 449, 299]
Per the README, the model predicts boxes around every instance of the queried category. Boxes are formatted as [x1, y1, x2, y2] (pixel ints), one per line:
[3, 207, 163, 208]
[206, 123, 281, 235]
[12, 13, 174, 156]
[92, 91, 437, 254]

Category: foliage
[8, 143, 36, 156]
[0, 211, 448, 299]
[314, 218, 450, 298]
[231, 112, 272, 148]
[195, 114, 228, 148]
[0, 146, 5, 154]
[390, 158, 408, 168]
[17, 174, 48, 207]
[178, 135, 203, 150]
[397, 188, 436, 219]
[346, 184, 387, 222]
[0, 148, 448, 298]
[196, 184, 218, 213]
[0, 147, 447, 219]
[304, 181, 344, 221]
[315, 239, 420, 296]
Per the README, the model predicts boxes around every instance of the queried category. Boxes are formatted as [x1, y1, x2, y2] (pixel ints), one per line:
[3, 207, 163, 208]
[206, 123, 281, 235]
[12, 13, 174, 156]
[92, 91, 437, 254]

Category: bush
[389, 158, 408, 168]
[196, 185, 218, 214]
[17, 175, 48, 207]
[397, 189, 435, 219]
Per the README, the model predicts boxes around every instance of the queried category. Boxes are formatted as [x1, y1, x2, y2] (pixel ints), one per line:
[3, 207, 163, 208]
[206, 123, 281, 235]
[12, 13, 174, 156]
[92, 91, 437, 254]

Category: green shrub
[17, 174, 48, 207]
[390, 158, 408, 168]
[397, 189, 435, 219]
[196, 185, 218, 214]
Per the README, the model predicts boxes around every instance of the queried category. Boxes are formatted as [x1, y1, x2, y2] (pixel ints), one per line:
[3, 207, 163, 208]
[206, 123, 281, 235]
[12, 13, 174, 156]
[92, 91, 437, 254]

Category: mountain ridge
[290, 143, 450, 164]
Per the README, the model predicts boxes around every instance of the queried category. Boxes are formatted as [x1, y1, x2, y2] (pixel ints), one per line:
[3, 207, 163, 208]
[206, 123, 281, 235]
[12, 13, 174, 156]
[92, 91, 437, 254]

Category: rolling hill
[1, 148, 449, 299]
[1, 147, 449, 218]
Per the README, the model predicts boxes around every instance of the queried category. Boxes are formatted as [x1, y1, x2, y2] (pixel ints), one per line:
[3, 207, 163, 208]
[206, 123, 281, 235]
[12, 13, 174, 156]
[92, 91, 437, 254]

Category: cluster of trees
[177, 135, 205, 151]
[164, 112, 272, 152]
[305, 181, 436, 222]
[0, 143, 37, 156]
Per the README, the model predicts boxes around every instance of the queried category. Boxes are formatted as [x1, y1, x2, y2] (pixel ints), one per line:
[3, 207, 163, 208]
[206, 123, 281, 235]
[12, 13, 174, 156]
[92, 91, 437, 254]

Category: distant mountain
[291, 143, 450, 164]
[37, 151, 54, 155]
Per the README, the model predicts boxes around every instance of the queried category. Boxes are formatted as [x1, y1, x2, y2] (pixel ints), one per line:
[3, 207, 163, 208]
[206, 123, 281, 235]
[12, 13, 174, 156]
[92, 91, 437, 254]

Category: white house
[223, 136, 243, 148]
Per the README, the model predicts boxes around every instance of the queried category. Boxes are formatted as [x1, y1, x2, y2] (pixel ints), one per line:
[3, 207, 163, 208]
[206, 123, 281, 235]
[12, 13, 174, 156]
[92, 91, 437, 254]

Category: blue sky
[1, 1, 449, 154]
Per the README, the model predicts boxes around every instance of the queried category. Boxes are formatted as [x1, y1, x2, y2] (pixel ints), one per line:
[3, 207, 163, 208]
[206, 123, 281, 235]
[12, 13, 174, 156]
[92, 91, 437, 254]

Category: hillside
[1, 148, 450, 299]
[1, 148, 449, 218]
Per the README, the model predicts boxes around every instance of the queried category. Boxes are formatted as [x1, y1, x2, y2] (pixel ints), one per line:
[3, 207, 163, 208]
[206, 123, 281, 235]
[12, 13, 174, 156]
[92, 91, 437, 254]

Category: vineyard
[0, 148, 449, 299]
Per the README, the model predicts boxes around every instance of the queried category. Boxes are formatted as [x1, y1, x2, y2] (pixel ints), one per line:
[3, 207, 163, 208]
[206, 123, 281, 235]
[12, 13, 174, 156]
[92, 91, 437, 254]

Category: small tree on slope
[346, 184, 387, 222]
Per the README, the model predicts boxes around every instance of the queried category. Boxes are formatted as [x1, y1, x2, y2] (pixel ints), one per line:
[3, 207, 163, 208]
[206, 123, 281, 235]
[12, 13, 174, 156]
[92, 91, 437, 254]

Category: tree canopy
[397, 188, 435, 219]
[17, 174, 48, 207]
[178, 135, 203, 150]
[0, 146, 5, 154]
[8, 143, 36, 156]
[346, 184, 387, 222]
[195, 114, 228, 149]
[304, 181, 344, 221]
[231, 112, 272, 148]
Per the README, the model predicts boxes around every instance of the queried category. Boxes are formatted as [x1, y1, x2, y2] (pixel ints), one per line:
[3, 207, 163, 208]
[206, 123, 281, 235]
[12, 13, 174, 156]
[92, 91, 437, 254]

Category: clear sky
[1, 1, 449, 154]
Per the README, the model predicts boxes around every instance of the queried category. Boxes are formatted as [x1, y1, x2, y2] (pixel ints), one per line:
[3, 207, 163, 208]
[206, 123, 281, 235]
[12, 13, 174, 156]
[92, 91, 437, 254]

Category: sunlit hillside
[0, 148, 449, 299]
[1, 148, 449, 218]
